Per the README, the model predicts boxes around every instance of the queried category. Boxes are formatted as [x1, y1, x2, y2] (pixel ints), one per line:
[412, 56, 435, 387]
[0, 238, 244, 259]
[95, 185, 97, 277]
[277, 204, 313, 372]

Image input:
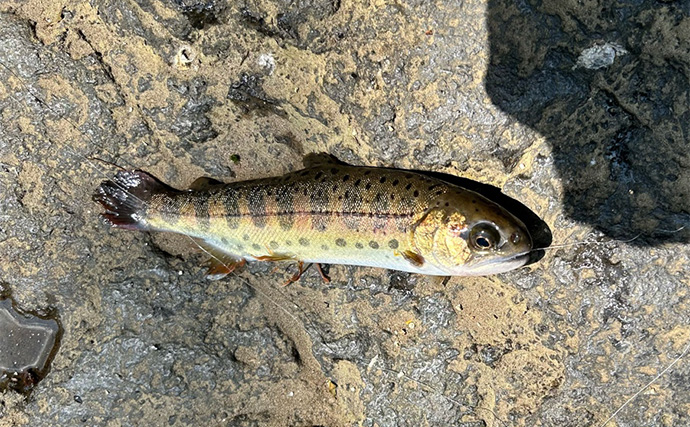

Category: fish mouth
[464, 251, 532, 276]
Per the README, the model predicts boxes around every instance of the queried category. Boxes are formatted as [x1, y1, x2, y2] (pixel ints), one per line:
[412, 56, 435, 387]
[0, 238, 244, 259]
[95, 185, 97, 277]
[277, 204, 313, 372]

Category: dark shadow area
[420, 170, 552, 265]
[486, 0, 690, 246]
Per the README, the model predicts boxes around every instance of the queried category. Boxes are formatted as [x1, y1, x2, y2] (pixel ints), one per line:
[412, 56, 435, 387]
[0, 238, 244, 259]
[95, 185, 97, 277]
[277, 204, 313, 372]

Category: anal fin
[195, 239, 245, 280]
[207, 257, 246, 281]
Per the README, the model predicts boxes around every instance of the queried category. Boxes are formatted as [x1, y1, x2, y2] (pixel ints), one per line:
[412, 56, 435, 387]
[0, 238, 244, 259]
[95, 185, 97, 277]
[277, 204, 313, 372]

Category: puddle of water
[0, 298, 62, 395]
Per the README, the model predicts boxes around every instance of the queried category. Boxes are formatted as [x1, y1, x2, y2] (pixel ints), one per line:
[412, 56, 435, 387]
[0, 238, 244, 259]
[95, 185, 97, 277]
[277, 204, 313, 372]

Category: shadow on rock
[486, 0, 690, 245]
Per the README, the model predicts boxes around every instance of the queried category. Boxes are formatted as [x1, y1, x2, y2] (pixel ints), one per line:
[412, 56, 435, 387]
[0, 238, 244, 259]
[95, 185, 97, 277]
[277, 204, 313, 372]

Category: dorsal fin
[302, 152, 348, 168]
[189, 176, 224, 191]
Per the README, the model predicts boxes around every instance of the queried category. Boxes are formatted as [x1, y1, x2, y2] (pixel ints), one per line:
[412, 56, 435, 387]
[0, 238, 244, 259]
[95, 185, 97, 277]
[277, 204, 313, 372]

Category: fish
[93, 154, 532, 279]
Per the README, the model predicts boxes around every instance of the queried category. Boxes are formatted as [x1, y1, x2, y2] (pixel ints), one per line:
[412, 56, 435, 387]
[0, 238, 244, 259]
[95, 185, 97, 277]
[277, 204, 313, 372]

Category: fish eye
[469, 223, 501, 251]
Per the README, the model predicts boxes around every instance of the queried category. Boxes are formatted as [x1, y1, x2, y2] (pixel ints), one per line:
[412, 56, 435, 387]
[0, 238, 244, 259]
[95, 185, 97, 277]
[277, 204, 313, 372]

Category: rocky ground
[0, 0, 689, 426]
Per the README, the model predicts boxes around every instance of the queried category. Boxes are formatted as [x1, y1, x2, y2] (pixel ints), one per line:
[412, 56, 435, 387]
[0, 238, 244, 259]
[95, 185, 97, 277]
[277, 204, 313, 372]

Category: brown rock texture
[0, 0, 689, 426]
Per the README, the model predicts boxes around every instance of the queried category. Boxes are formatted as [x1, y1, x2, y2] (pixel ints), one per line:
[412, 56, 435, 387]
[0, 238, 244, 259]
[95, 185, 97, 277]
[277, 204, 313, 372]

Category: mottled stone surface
[0, 0, 689, 426]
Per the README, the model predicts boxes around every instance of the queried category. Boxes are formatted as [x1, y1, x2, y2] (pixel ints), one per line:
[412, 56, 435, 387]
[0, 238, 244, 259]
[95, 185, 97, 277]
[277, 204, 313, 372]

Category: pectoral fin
[401, 250, 425, 268]
[254, 253, 295, 262]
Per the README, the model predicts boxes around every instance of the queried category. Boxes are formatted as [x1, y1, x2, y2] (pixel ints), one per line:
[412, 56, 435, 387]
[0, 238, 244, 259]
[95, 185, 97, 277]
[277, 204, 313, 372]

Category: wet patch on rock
[0, 297, 62, 395]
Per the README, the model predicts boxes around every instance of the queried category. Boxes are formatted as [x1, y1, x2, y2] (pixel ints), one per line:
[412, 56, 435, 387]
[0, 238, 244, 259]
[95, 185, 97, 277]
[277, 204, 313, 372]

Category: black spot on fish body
[369, 241, 379, 249]
[314, 220, 328, 232]
[388, 239, 399, 249]
[221, 237, 229, 244]
[336, 238, 346, 247]
[321, 244, 329, 250]
[379, 176, 387, 184]
[392, 179, 399, 186]
[252, 243, 261, 251]
[355, 242, 363, 249]
[405, 183, 413, 191]
[270, 241, 279, 248]
[242, 234, 250, 241]
[299, 238, 309, 246]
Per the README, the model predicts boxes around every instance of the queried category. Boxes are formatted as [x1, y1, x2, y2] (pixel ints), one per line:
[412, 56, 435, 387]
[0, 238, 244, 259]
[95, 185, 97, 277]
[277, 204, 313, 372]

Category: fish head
[412, 190, 532, 276]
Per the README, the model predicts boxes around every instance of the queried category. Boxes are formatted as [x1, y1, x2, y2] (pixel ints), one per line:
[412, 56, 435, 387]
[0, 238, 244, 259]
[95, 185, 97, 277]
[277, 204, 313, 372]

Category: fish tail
[93, 170, 176, 230]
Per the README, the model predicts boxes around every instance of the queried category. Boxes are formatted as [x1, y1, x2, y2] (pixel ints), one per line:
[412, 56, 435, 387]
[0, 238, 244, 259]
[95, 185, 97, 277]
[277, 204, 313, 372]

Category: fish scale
[93, 156, 533, 277]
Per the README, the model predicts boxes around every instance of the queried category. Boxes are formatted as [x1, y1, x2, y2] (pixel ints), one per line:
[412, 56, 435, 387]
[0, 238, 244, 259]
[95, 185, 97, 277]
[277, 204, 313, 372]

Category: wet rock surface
[0, 1, 688, 426]
[0, 297, 61, 395]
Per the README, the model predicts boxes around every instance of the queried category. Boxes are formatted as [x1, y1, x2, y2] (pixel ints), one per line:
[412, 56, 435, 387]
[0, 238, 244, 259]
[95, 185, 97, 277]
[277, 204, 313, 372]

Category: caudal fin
[93, 170, 176, 230]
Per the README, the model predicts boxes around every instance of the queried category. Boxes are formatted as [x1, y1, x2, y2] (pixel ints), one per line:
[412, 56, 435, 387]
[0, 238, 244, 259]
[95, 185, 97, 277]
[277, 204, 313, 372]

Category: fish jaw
[445, 251, 531, 276]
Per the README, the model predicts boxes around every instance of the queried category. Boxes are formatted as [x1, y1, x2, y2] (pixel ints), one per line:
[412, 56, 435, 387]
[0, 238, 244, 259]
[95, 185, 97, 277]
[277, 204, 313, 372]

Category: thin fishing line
[378, 365, 510, 427]
[532, 233, 642, 252]
[596, 336, 690, 427]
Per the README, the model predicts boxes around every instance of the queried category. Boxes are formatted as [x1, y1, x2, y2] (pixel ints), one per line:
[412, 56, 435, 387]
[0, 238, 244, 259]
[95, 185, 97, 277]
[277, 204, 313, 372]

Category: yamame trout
[94, 155, 532, 278]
